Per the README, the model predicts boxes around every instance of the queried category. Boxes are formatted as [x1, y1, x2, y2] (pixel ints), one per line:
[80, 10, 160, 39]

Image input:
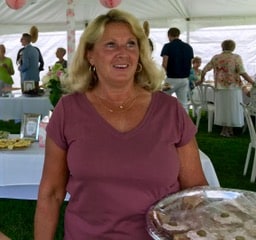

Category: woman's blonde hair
[66, 9, 165, 93]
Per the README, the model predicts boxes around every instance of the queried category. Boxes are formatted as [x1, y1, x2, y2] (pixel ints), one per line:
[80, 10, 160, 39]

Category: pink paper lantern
[100, 0, 121, 8]
[5, 0, 26, 10]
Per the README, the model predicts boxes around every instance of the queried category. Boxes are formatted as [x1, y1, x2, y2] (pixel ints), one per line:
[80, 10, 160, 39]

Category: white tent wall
[1, 24, 256, 88]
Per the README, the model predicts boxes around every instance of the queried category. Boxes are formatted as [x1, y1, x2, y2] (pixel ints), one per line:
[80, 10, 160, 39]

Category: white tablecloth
[0, 142, 220, 200]
[0, 95, 53, 120]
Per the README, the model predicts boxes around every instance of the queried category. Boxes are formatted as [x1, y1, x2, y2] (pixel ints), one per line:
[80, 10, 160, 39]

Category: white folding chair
[188, 87, 202, 118]
[189, 84, 215, 132]
[248, 86, 256, 126]
[242, 86, 256, 133]
[241, 103, 256, 182]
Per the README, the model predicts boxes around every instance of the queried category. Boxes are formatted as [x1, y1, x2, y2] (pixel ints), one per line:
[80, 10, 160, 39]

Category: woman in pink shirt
[34, 9, 208, 240]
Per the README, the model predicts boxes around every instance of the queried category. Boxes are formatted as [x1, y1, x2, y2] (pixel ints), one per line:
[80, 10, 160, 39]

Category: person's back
[17, 46, 44, 71]
[207, 52, 242, 88]
[189, 56, 202, 90]
[20, 44, 39, 80]
[200, 39, 254, 137]
[55, 47, 67, 69]
[161, 27, 194, 111]
[18, 33, 40, 92]
[164, 39, 193, 78]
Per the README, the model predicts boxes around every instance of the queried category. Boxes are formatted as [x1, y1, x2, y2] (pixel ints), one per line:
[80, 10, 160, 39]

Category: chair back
[189, 86, 201, 108]
[189, 84, 215, 132]
[192, 84, 215, 110]
[241, 103, 256, 144]
[249, 85, 256, 107]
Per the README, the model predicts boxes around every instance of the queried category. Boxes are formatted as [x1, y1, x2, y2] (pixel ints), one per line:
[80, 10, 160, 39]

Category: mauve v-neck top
[46, 91, 197, 240]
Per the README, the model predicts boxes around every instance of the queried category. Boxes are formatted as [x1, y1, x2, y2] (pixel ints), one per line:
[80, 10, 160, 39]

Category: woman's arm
[161, 55, 168, 72]
[240, 72, 254, 85]
[34, 136, 69, 240]
[197, 60, 213, 86]
[8, 59, 15, 75]
[178, 137, 208, 189]
[2, 58, 14, 75]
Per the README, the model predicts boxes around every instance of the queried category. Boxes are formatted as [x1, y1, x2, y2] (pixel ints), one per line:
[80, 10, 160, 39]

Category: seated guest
[0, 44, 15, 96]
[189, 56, 202, 90]
[55, 47, 67, 69]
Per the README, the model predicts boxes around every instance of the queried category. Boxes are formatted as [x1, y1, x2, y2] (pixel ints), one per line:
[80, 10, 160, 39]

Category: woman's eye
[106, 42, 116, 49]
[126, 41, 137, 49]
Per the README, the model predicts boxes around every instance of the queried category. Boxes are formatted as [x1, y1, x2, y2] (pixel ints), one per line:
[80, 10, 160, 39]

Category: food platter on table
[147, 186, 256, 240]
[0, 138, 32, 150]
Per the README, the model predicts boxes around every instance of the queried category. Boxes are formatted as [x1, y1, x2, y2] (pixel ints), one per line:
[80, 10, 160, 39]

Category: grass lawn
[0, 114, 255, 239]
[196, 114, 256, 192]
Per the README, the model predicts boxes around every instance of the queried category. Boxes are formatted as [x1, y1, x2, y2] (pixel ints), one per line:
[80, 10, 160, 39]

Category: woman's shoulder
[153, 91, 179, 106]
[232, 53, 242, 59]
[61, 92, 85, 102]
[55, 92, 89, 117]
[4, 57, 13, 63]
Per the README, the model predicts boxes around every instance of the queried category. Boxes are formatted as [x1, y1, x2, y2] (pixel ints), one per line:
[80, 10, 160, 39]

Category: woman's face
[87, 22, 140, 88]
[193, 60, 201, 68]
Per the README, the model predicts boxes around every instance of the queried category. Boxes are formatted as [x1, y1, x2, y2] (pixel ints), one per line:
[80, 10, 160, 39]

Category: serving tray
[147, 186, 256, 240]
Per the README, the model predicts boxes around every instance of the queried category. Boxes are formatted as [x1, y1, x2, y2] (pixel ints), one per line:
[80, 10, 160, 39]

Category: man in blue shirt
[161, 27, 194, 111]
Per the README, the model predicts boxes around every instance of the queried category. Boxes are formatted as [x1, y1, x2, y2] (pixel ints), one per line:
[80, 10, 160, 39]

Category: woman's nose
[117, 45, 125, 52]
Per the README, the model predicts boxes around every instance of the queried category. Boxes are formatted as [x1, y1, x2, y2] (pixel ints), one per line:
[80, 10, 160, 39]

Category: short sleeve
[46, 97, 67, 150]
[160, 43, 169, 57]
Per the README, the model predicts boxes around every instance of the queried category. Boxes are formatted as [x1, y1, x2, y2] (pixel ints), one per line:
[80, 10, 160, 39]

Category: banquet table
[0, 140, 220, 200]
[0, 95, 53, 121]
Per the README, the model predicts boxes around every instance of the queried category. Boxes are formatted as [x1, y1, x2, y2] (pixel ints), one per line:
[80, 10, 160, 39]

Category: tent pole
[186, 17, 190, 44]
[66, 0, 75, 66]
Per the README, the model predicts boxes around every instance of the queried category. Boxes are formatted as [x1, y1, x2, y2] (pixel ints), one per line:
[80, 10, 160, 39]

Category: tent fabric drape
[1, 0, 256, 34]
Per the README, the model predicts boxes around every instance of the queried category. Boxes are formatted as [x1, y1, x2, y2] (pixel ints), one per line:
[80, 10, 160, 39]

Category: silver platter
[146, 186, 256, 240]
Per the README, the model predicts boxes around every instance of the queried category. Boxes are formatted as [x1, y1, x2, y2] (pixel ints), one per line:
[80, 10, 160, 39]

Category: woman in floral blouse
[199, 39, 254, 137]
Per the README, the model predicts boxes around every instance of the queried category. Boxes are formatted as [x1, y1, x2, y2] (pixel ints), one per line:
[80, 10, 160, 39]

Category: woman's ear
[87, 52, 94, 65]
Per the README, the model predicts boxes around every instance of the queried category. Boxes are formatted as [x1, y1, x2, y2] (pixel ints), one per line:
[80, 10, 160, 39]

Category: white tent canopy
[1, 0, 256, 34]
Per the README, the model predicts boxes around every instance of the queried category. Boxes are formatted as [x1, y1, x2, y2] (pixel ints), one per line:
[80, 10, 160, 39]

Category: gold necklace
[94, 93, 137, 113]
